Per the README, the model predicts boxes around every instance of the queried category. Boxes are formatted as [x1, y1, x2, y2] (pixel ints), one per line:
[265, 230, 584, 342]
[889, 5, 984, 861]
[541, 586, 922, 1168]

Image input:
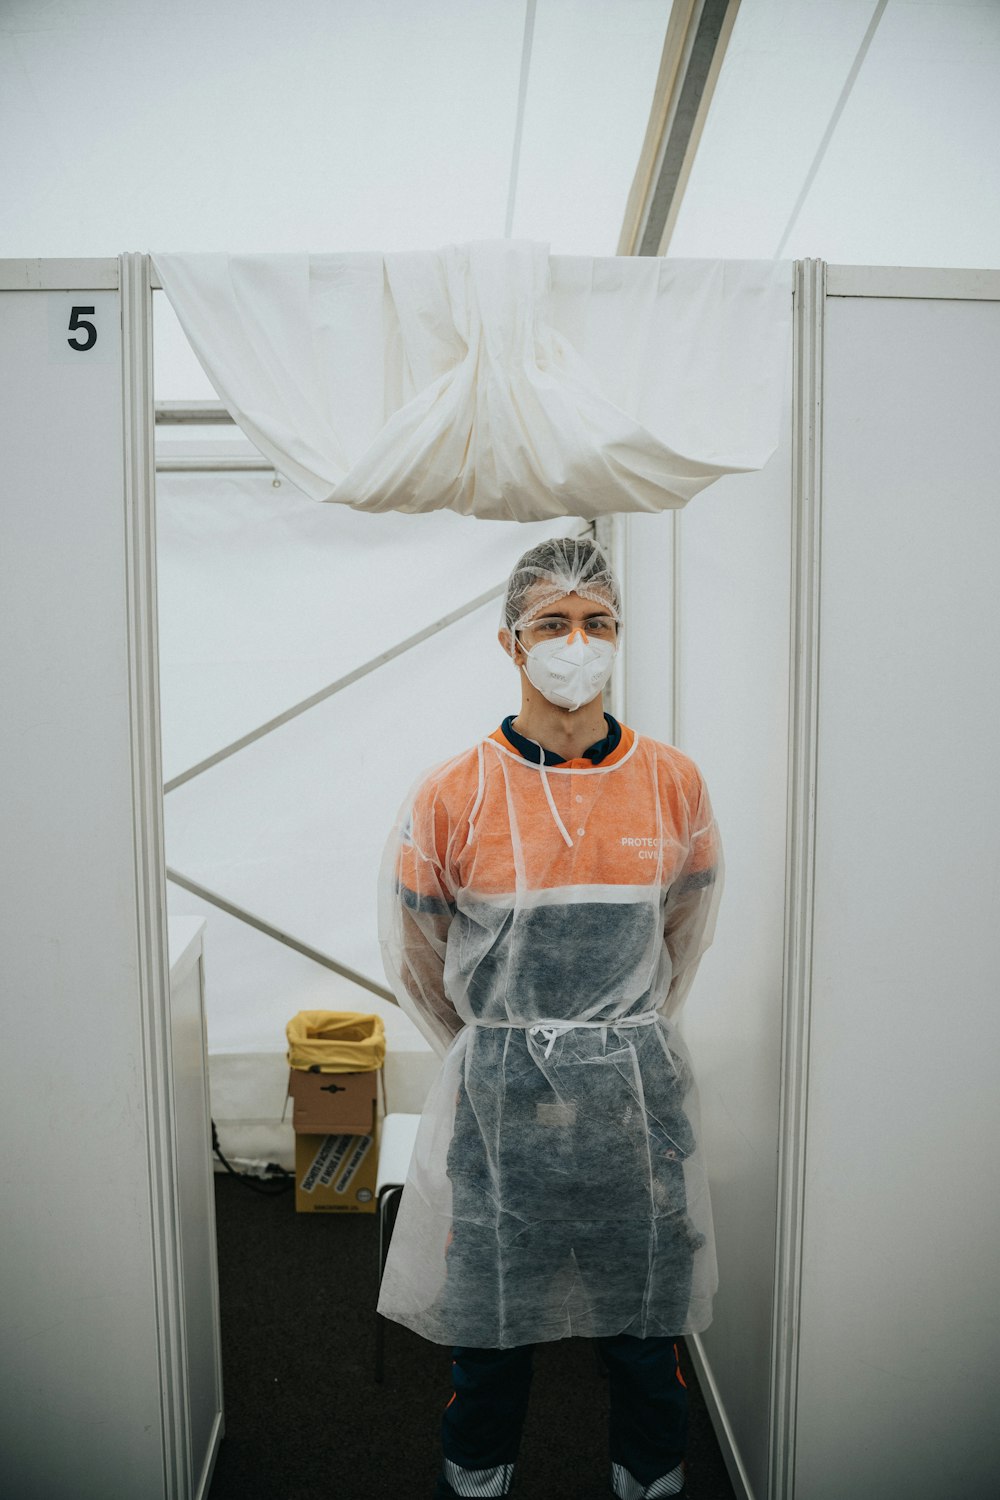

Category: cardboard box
[293, 1109, 380, 1213]
[287, 1068, 382, 1214]
[287, 1067, 379, 1134]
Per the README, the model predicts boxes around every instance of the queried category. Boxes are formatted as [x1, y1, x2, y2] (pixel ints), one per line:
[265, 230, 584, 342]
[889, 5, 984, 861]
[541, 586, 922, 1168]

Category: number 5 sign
[48, 291, 117, 364]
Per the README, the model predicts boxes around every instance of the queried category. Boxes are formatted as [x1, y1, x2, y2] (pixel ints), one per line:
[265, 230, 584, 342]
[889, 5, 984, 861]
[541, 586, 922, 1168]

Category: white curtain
[153, 242, 792, 521]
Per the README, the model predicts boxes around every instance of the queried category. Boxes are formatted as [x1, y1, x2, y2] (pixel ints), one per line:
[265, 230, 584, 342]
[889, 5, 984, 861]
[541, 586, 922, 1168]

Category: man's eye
[586, 619, 616, 633]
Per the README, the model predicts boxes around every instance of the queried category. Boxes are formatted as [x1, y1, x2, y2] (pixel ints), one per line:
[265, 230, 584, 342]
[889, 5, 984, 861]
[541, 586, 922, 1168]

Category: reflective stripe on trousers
[441, 1459, 515, 1497]
[439, 1458, 685, 1498]
[612, 1459, 685, 1498]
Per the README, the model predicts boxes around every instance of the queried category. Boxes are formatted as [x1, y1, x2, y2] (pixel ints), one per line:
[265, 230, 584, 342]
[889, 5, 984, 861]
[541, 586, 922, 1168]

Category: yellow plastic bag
[285, 1010, 386, 1073]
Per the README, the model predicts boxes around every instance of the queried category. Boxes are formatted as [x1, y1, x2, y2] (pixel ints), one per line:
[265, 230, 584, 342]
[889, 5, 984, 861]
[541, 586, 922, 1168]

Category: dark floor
[207, 1175, 737, 1500]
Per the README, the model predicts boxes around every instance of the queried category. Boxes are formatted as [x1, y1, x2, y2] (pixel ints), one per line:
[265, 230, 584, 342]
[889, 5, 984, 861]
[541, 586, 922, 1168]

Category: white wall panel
[0, 288, 165, 1496]
[797, 294, 1000, 1496]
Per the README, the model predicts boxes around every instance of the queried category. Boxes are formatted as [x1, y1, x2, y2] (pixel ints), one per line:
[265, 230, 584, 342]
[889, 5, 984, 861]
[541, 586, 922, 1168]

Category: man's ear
[498, 626, 523, 665]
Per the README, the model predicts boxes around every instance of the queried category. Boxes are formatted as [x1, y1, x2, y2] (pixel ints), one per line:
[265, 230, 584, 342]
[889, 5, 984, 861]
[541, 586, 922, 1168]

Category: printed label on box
[318, 1135, 353, 1187]
[335, 1134, 373, 1193]
[302, 1135, 341, 1194]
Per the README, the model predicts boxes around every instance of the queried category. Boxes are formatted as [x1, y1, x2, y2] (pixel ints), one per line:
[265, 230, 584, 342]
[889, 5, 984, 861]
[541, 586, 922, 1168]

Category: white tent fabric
[156, 468, 577, 1058]
[152, 242, 792, 521]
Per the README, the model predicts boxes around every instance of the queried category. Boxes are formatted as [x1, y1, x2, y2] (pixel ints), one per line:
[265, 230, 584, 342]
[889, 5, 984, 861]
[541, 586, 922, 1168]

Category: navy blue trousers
[434, 1333, 688, 1498]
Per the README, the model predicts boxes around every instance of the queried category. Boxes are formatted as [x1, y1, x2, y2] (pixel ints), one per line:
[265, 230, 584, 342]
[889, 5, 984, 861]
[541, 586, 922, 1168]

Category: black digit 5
[67, 306, 97, 352]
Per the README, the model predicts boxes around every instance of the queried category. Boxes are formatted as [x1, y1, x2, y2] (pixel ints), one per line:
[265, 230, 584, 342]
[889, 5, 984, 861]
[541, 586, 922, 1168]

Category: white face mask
[519, 630, 617, 712]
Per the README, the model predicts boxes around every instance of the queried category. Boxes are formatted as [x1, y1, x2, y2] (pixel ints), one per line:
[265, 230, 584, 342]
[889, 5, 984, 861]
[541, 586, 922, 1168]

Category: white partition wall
[792, 268, 1000, 1498]
[0, 257, 222, 1500]
[626, 264, 1000, 1500]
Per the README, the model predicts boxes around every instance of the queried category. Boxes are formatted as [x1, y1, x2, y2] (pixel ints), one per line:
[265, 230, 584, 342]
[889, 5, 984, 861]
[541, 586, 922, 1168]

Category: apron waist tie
[473, 1011, 662, 1061]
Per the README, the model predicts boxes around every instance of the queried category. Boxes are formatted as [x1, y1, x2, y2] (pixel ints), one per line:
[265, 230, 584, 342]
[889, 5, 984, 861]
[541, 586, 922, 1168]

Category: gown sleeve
[378, 772, 465, 1058]
[659, 767, 724, 1022]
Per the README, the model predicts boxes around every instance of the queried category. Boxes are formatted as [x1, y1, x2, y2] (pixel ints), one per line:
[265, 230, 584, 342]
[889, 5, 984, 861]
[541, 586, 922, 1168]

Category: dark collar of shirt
[500, 712, 622, 767]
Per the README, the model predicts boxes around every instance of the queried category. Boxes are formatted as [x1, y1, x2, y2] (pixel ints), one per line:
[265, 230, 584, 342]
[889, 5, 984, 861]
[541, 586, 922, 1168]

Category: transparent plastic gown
[376, 723, 723, 1348]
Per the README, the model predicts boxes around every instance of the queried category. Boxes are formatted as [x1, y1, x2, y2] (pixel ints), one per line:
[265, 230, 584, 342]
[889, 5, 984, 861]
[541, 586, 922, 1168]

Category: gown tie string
[524, 1011, 661, 1060]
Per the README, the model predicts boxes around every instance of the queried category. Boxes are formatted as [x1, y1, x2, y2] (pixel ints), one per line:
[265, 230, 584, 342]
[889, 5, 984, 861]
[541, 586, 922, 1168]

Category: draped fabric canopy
[153, 242, 792, 521]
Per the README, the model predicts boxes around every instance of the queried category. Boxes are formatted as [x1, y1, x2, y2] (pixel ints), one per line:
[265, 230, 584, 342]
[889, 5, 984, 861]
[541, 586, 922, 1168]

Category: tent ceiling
[0, 0, 667, 259]
[668, 0, 1000, 266]
[6, 0, 998, 286]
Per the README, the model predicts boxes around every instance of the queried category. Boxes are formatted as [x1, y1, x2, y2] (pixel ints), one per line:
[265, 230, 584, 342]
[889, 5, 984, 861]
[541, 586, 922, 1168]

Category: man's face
[500, 589, 619, 665]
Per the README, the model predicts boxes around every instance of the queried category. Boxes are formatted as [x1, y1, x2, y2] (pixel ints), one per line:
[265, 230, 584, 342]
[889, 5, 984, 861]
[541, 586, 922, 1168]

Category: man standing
[377, 537, 722, 1500]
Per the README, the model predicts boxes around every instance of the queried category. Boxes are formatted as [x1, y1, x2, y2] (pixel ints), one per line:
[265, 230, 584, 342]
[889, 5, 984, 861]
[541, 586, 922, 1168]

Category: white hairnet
[502, 536, 622, 634]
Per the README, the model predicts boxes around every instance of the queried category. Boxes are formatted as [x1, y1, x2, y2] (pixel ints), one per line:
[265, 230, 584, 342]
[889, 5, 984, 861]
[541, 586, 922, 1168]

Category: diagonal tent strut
[166, 866, 395, 1003]
[165, 577, 509, 793]
[165, 524, 594, 793]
